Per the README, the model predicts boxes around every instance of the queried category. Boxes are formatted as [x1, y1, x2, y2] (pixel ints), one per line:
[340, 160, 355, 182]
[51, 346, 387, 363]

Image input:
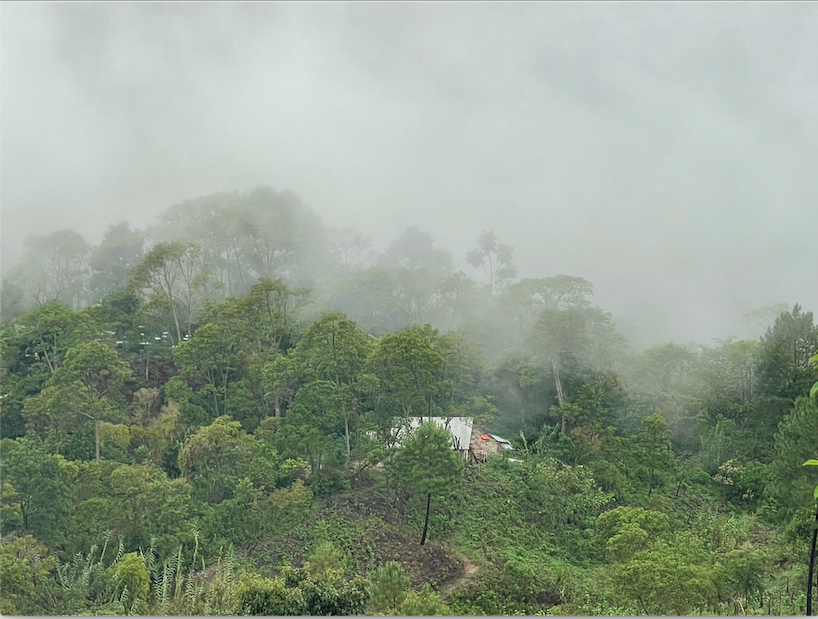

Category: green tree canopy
[389, 421, 464, 545]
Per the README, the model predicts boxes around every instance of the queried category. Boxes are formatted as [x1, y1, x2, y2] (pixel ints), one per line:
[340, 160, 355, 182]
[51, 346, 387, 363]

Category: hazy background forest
[3, 3, 818, 345]
[1, 3, 818, 617]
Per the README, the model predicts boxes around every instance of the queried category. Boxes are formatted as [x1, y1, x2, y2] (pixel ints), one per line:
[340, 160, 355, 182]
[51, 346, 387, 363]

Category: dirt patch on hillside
[323, 489, 462, 588]
[441, 555, 480, 598]
[251, 485, 463, 590]
[325, 488, 404, 526]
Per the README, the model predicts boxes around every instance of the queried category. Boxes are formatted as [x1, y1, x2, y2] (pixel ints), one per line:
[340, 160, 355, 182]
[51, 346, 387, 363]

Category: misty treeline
[1, 185, 817, 616]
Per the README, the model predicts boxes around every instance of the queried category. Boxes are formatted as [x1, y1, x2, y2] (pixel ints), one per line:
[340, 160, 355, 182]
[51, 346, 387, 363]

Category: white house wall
[393, 417, 474, 451]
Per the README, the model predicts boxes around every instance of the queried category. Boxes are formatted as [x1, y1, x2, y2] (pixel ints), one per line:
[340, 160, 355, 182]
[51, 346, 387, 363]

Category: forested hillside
[1, 186, 817, 616]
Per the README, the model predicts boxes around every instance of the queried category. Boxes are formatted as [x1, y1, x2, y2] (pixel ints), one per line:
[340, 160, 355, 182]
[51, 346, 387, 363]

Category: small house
[469, 428, 513, 463]
[392, 417, 474, 459]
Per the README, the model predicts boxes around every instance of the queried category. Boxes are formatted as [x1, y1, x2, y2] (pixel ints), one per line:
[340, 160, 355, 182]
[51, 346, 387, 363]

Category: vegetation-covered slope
[1, 186, 817, 616]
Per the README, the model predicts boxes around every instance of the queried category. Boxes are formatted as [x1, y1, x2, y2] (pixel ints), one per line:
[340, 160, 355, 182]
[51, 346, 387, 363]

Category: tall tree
[87, 223, 145, 303]
[501, 276, 597, 357]
[172, 323, 239, 418]
[328, 227, 376, 271]
[636, 413, 676, 497]
[771, 396, 818, 511]
[238, 278, 310, 354]
[384, 226, 453, 272]
[0, 436, 70, 548]
[466, 230, 517, 293]
[366, 325, 444, 437]
[389, 421, 464, 545]
[433, 330, 485, 419]
[0, 279, 26, 327]
[129, 242, 210, 343]
[262, 355, 298, 419]
[177, 415, 254, 504]
[1, 303, 96, 375]
[328, 268, 414, 336]
[14, 230, 90, 310]
[754, 305, 818, 450]
[291, 313, 373, 459]
[26, 341, 133, 461]
[758, 305, 818, 403]
[533, 308, 590, 432]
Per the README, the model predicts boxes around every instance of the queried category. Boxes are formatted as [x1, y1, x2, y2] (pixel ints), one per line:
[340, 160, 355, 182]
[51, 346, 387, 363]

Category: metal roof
[488, 434, 513, 449]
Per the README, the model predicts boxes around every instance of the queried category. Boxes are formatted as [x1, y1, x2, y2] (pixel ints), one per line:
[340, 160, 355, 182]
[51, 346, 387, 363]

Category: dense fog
[3, 7, 818, 618]
[2, 3, 817, 346]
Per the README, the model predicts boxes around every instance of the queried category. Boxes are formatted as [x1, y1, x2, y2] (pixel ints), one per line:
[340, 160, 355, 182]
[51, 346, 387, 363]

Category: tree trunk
[42, 348, 55, 373]
[552, 357, 567, 435]
[222, 370, 230, 415]
[170, 300, 182, 346]
[420, 493, 431, 546]
[95, 420, 100, 463]
[807, 504, 818, 615]
[402, 404, 411, 438]
[553, 359, 565, 406]
[344, 415, 351, 460]
[232, 241, 244, 292]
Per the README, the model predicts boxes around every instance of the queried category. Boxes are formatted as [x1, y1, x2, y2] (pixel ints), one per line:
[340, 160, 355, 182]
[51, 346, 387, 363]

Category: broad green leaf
[814, 485, 818, 501]
[804, 459, 818, 467]
[811, 381, 818, 400]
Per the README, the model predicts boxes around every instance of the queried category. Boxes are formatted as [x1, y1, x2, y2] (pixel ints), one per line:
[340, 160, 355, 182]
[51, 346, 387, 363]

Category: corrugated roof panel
[488, 434, 511, 445]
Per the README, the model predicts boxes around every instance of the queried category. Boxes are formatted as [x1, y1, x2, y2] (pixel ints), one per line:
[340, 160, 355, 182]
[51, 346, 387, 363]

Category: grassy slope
[240, 455, 808, 616]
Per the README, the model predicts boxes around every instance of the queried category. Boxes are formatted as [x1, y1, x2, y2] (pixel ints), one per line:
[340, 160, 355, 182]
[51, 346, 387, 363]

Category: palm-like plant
[466, 230, 518, 293]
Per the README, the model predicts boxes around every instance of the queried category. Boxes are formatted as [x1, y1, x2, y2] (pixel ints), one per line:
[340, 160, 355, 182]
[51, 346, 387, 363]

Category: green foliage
[635, 413, 676, 496]
[0, 535, 58, 615]
[140, 540, 241, 616]
[3, 193, 818, 616]
[712, 459, 771, 506]
[368, 561, 411, 613]
[1, 302, 98, 376]
[177, 415, 254, 504]
[367, 325, 445, 430]
[389, 421, 465, 544]
[0, 279, 26, 328]
[771, 396, 818, 511]
[236, 564, 368, 616]
[108, 552, 150, 612]
[0, 436, 70, 547]
[605, 537, 725, 615]
[129, 241, 211, 343]
[390, 421, 464, 502]
[725, 547, 766, 606]
[87, 223, 145, 303]
[526, 458, 612, 532]
[596, 506, 670, 560]
[758, 305, 818, 402]
[396, 583, 451, 616]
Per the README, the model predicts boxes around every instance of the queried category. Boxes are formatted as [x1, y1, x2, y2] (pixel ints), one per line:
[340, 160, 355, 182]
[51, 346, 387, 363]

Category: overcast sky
[2, 3, 817, 346]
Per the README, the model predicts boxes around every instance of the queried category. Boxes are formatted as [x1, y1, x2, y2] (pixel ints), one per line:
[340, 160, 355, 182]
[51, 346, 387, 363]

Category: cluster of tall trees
[1, 185, 817, 616]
